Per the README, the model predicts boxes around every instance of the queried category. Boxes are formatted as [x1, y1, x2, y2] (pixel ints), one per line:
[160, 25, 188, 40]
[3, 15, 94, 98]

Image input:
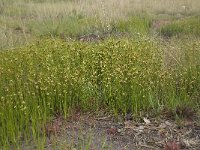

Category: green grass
[0, 38, 200, 148]
[113, 16, 152, 35]
[0, 11, 153, 49]
[160, 16, 200, 37]
[27, 14, 92, 37]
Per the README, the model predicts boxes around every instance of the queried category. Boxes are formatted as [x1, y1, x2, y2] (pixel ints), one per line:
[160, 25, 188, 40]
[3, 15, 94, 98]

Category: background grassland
[1, 0, 200, 49]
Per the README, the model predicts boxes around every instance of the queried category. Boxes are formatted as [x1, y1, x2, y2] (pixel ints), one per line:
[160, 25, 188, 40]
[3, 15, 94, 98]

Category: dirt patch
[76, 32, 128, 42]
[59, 30, 129, 43]
[78, 34, 103, 42]
[44, 112, 200, 150]
[152, 20, 172, 30]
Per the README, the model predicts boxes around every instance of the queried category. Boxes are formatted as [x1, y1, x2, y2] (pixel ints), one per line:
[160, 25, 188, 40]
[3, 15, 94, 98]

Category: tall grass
[0, 37, 200, 148]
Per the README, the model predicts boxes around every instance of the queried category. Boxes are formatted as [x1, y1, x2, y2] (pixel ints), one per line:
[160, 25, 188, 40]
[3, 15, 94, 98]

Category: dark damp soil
[39, 111, 200, 150]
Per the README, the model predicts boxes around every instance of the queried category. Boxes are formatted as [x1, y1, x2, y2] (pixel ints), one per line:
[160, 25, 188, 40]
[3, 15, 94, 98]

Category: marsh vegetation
[0, 0, 200, 149]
